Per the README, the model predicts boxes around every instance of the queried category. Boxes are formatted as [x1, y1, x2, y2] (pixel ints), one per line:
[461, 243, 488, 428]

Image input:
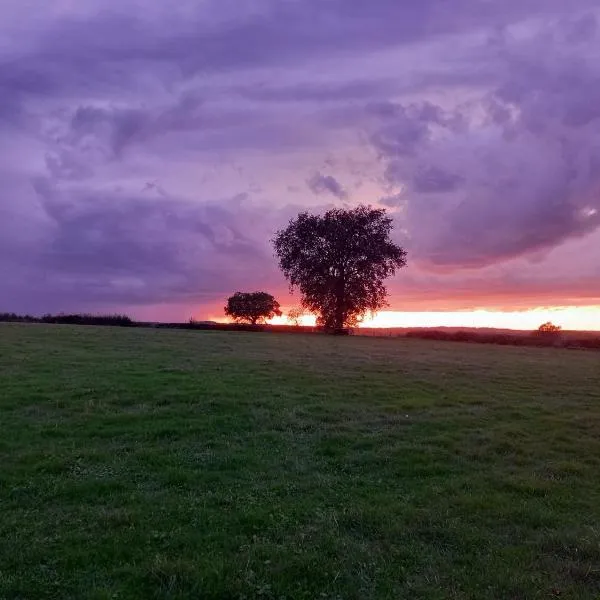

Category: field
[1, 324, 600, 599]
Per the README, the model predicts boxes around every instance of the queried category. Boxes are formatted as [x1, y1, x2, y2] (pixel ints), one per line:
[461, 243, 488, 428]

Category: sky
[1, 0, 600, 330]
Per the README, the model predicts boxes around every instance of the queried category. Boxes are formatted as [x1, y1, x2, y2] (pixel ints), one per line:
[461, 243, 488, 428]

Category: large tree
[224, 292, 282, 325]
[273, 205, 407, 331]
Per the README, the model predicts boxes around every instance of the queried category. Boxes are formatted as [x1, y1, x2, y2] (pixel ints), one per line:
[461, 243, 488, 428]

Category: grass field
[1, 324, 600, 599]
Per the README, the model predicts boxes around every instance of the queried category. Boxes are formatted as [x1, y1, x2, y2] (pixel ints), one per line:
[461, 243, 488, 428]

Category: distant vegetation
[286, 307, 305, 326]
[1, 312, 599, 349]
[404, 327, 600, 349]
[0, 313, 133, 327]
[224, 292, 282, 325]
[537, 321, 562, 335]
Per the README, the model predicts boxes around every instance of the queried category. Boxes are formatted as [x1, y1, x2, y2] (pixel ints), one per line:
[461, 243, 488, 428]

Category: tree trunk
[334, 271, 346, 331]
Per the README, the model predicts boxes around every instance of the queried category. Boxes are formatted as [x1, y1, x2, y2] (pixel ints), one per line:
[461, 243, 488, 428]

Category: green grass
[1, 324, 600, 599]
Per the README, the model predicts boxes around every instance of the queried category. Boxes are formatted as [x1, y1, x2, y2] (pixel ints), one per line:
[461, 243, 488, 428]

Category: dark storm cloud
[18, 180, 276, 308]
[3, 0, 592, 108]
[2, 0, 600, 315]
[55, 93, 205, 158]
[11, 3, 468, 76]
[37, 95, 331, 187]
[236, 80, 396, 103]
[307, 173, 348, 200]
[372, 13, 600, 269]
[369, 101, 466, 158]
[412, 167, 464, 194]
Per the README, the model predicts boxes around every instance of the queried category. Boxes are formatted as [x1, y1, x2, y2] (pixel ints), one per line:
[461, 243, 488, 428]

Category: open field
[1, 324, 600, 599]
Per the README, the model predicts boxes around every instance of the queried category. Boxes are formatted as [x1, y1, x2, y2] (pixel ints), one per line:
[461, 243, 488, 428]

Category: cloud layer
[1, 0, 599, 317]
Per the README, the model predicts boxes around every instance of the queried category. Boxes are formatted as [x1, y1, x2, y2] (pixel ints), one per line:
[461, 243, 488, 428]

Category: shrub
[39, 314, 134, 327]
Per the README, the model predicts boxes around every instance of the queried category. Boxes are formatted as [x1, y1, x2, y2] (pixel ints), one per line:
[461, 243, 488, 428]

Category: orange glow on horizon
[264, 306, 600, 331]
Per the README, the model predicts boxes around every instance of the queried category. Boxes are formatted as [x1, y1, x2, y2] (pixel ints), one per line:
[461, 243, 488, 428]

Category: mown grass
[1, 323, 600, 599]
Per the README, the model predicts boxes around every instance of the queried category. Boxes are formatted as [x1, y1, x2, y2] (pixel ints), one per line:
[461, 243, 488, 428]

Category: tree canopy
[273, 205, 407, 331]
[537, 321, 562, 334]
[287, 307, 304, 327]
[224, 292, 282, 325]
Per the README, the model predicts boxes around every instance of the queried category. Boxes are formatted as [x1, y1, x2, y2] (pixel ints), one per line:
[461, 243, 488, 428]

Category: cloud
[371, 13, 600, 269]
[411, 166, 464, 194]
[1, 180, 281, 313]
[380, 193, 404, 208]
[307, 173, 348, 200]
[1, 0, 600, 316]
[48, 92, 205, 161]
[3, 0, 592, 115]
[236, 80, 396, 103]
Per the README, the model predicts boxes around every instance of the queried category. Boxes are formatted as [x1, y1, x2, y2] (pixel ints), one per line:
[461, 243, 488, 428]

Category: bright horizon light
[266, 306, 600, 331]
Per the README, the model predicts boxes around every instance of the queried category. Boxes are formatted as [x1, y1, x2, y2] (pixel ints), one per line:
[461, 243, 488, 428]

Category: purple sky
[1, 1, 600, 319]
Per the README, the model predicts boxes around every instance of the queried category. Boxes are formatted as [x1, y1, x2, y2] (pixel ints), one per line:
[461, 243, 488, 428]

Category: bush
[0, 313, 37, 323]
[404, 328, 600, 350]
[537, 321, 562, 335]
[42, 314, 135, 327]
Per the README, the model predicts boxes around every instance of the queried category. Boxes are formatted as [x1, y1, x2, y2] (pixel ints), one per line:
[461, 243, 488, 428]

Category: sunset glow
[269, 306, 600, 331]
[2, 1, 600, 330]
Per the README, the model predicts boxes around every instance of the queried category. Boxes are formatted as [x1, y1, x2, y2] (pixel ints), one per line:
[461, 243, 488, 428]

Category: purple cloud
[371, 14, 600, 269]
[307, 173, 348, 200]
[1, 0, 600, 317]
[36, 183, 280, 303]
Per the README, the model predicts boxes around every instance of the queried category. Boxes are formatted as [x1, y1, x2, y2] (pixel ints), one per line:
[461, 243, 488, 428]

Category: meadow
[1, 323, 600, 599]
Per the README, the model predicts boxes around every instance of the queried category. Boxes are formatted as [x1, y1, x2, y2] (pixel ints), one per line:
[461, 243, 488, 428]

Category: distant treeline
[404, 328, 600, 350]
[149, 322, 320, 333]
[0, 312, 317, 333]
[1, 312, 598, 349]
[0, 313, 134, 327]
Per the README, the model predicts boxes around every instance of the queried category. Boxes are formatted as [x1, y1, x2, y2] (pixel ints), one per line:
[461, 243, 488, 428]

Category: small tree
[273, 205, 407, 331]
[224, 292, 282, 325]
[537, 322, 562, 335]
[287, 307, 305, 327]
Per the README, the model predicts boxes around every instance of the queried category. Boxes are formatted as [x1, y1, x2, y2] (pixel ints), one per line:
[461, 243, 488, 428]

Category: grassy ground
[1, 324, 600, 600]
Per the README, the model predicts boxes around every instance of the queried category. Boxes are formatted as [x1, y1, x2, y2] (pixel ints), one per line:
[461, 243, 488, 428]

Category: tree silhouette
[287, 307, 304, 327]
[537, 321, 562, 334]
[224, 292, 282, 325]
[273, 205, 407, 331]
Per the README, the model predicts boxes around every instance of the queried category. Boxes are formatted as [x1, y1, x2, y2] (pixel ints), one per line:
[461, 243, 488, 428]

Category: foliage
[404, 328, 600, 349]
[39, 313, 134, 327]
[0, 312, 133, 326]
[224, 291, 282, 325]
[273, 205, 407, 331]
[537, 321, 562, 334]
[2, 324, 600, 599]
[286, 306, 305, 326]
[0, 312, 37, 323]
